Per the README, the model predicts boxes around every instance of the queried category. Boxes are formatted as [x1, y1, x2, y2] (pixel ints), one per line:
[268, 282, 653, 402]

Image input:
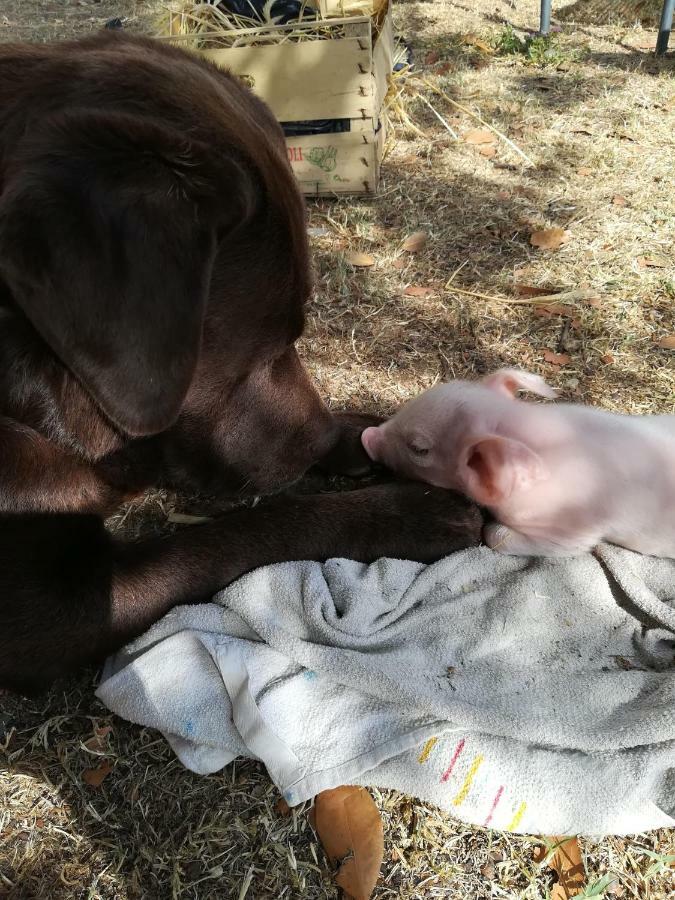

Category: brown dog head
[0, 34, 341, 500]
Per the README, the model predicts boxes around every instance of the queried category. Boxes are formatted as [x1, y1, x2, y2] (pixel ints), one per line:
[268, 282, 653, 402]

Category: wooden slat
[285, 129, 379, 194]
[372, 10, 393, 116]
[201, 35, 373, 121]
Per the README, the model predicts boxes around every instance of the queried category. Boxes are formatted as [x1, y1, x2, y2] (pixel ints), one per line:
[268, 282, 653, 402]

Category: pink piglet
[361, 368, 675, 558]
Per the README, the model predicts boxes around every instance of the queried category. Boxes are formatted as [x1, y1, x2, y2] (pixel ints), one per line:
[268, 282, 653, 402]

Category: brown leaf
[275, 797, 291, 817]
[464, 128, 496, 146]
[346, 251, 375, 268]
[392, 257, 407, 270]
[612, 194, 627, 207]
[424, 50, 440, 65]
[479, 145, 497, 158]
[84, 725, 113, 753]
[543, 350, 571, 366]
[547, 836, 586, 899]
[655, 335, 675, 349]
[601, 353, 615, 364]
[82, 760, 113, 788]
[401, 231, 428, 253]
[534, 304, 576, 318]
[497, 190, 511, 200]
[515, 283, 563, 298]
[576, 166, 593, 177]
[530, 227, 568, 250]
[314, 786, 383, 900]
[461, 33, 493, 53]
[637, 255, 670, 269]
[404, 285, 434, 298]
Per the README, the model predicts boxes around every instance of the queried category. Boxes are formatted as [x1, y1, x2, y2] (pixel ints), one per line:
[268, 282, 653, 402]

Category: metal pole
[656, 0, 674, 54]
[540, 0, 552, 36]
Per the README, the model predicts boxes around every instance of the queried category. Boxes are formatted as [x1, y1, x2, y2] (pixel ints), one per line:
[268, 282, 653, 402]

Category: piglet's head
[361, 368, 556, 506]
[361, 384, 466, 489]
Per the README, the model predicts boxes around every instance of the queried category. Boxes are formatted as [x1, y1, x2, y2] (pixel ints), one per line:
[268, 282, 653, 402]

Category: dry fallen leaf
[548, 836, 586, 899]
[530, 227, 568, 250]
[479, 145, 497, 158]
[612, 194, 627, 207]
[404, 285, 435, 298]
[576, 166, 593, 177]
[84, 725, 113, 752]
[543, 350, 572, 366]
[346, 251, 375, 268]
[534, 304, 576, 318]
[515, 283, 563, 298]
[497, 190, 511, 200]
[637, 255, 670, 269]
[82, 760, 113, 788]
[461, 33, 493, 53]
[464, 128, 495, 146]
[401, 231, 428, 253]
[314, 786, 383, 900]
[275, 797, 291, 817]
[392, 257, 407, 270]
[655, 335, 675, 349]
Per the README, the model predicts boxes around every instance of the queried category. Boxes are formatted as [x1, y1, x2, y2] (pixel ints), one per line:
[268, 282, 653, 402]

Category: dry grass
[2, 1, 675, 898]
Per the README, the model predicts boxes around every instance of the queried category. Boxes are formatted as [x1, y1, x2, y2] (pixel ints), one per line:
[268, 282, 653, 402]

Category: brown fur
[0, 33, 481, 695]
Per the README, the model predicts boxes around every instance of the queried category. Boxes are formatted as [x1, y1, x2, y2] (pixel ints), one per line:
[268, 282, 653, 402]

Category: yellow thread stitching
[452, 753, 484, 806]
[507, 801, 527, 831]
[417, 737, 438, 764]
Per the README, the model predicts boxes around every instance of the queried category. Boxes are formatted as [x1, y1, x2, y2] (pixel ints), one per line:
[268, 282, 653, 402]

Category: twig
[418, 95, 458, 139]
[443, 283, 585, 305]
[443, 284, 509, 303]
[422, 78, 535, 167]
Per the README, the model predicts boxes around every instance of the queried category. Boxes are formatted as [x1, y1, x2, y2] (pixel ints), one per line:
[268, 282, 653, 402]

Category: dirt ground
[1, 1, 675, 898]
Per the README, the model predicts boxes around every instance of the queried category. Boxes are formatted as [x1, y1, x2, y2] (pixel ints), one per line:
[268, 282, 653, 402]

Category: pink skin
[362, 368, 675, 558]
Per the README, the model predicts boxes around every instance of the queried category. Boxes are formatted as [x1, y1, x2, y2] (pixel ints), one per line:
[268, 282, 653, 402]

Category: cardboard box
[194, 6, 393, 195]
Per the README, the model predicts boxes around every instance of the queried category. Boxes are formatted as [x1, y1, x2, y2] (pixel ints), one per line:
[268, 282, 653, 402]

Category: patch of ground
[1, 1, 674, 898]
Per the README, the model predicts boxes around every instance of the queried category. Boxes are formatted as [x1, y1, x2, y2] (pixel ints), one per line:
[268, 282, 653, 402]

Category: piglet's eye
[409, 443, 430, 457]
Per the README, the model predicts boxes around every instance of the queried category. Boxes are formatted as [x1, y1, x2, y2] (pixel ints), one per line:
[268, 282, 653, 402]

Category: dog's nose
[315, 414, 383, 477]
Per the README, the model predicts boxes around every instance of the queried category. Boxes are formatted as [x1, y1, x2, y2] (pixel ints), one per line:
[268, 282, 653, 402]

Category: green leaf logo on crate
[307, 146, 338, 173]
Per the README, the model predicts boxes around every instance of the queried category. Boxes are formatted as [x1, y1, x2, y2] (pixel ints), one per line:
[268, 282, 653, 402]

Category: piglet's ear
[482, 368, 557, 400]
[459, 435, 547, 507]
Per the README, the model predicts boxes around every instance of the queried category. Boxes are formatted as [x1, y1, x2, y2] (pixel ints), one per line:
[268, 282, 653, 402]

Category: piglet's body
[362, 369, 675, 558]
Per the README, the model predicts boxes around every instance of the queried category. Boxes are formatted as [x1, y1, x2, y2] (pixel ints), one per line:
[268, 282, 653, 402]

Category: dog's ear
[0, 111, 256, 437]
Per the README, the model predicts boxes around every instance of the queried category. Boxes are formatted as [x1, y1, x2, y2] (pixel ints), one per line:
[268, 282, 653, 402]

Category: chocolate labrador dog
[0, 33, 480, 695]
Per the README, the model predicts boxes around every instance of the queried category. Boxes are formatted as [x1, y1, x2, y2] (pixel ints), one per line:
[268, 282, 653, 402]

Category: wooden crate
[193, 6, 393, 195]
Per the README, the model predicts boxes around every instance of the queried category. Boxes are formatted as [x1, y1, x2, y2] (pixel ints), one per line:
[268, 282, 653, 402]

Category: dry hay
[2, 0, 675, 898]
[159, 0, 391, 49]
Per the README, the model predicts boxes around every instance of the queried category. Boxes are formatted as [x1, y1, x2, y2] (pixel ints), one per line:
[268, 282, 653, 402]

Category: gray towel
[97, 544, 675, 835]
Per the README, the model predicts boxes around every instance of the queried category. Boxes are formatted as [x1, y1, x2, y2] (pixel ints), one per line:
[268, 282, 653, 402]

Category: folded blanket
[97, 544, 675, 835]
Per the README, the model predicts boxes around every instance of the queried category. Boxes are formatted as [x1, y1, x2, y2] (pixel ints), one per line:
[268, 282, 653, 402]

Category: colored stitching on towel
[483, 785, 504, 827]
[452, 753, 484, 806]
[418, 737, 438, 764]
[507, 801, 527, 831]
[440, 737, 466, 782]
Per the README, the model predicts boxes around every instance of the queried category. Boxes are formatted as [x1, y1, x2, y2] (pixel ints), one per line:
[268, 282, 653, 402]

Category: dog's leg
[0, 419, 127, 514]
[0, 483, 482, 694]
